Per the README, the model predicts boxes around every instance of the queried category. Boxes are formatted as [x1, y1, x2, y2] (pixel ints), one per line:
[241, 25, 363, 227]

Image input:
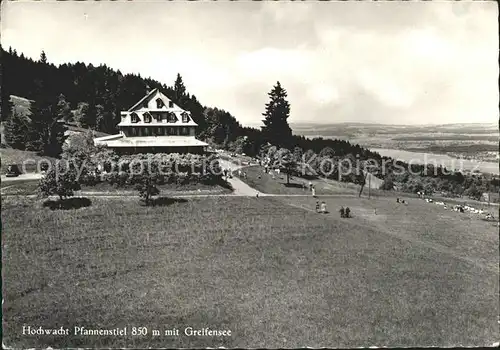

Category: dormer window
[130, 112, 139, 123]
[167, 112, 177, 123]
[181, 113, 190, 123]
[156, 98, 164, 109]
[169, 101, 174, 108]
[143, 112, 152, 123]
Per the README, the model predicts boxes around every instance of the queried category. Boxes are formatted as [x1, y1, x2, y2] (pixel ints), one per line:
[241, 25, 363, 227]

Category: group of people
[339, 206, 351, 218]
[396, 198, 407, 204]
[237, 169, 247, 179]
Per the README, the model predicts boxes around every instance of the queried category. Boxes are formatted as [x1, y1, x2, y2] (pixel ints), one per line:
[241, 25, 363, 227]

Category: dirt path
[1, 173, 42, 183]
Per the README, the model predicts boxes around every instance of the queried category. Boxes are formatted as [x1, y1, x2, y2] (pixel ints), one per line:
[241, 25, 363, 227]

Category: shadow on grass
[283, 182, 305, 189]
[150, 197, 188, 207]
[43, 197, 92, 210]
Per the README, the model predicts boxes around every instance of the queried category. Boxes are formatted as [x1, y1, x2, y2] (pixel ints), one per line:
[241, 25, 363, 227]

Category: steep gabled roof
[128, 89, 158, 112]
[128, 88, 181, 112]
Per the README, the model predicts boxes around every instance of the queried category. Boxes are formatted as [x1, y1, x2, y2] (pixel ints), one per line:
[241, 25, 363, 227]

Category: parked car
[6, 164, 22, 177]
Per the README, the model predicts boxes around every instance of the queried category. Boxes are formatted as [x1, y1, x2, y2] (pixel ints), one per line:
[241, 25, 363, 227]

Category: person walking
[339, 206, 345, 218]
[345, 207, 351, 218]
[311, 185, 316, 197]
[315, 201, 320, 213]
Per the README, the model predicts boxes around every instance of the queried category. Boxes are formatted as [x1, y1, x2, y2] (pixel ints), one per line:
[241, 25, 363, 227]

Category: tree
[4, 110, 30, 150]
[40, 50, 47, 64]
[464, 183, 483, 200]
[293, 146, 303, 163]
[74, 102, 91, 128]
[423, 182, 435, 196]
[174, 73, 186, 102]
[26, 82, 68, 157]
[95, 104, 105, 130]
[261, 81, 293, 148]
[266, 145, 278, 167]
[1, 91, 14, 123]
[39, 161, 81, 202]
[232, 136, 252, 155]
[277, 148, 297, 185]
[319, 147, 335, 158]
[56, 94, 73, 122]
[380, 175, 394, 191]
[129, 160, 161, 206]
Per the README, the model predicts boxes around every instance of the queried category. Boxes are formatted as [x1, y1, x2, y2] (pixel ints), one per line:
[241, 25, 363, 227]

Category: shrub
[380, 176, 395, 190]
[39, 161, 81, 201]
[128, 160, 162, 206]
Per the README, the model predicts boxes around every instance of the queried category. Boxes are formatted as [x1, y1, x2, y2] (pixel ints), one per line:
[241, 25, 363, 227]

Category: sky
[1, 0, 498, 126]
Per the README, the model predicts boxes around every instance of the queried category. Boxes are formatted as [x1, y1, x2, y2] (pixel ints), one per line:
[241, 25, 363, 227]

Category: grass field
[238, 165, 390, 198]
[2, 194, 498, 348]
[237, 165, 360, 196]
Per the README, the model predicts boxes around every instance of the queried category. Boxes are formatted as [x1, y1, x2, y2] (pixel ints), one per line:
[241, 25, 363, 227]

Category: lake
[370, 148, 499, 175]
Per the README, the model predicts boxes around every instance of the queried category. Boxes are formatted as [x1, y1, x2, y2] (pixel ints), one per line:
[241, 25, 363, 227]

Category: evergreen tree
[1, 94, 14, 122]
[40, 50, 47, 64]
[174, 73, 186, 102]
[4, 110, 30, 149]
[26, 81, 67, 156]
[261, 81, 293, 148]
[56, 94, 73, 122]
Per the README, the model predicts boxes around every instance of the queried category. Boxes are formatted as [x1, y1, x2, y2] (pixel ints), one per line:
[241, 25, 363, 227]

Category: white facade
[94, 89, 208, 153]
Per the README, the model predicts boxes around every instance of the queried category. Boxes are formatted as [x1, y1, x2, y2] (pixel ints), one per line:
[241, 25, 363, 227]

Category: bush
[380, 176, 394, 191]
[39, 162, 81, 201]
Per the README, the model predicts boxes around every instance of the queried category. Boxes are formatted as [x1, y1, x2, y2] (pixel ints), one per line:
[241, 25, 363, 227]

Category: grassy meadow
[2, 194, 498, 348]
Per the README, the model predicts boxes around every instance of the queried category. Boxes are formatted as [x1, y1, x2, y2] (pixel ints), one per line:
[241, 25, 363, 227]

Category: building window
[156, 98, 164, 109]
[168, 127, 176, 135]
[181, 127, 189, 136]
[144, 112, 152, 123]
[169, 101, 174, 108]
[130, 113, 139, 123]
[168, 112, 177, 123]
[182, 113, 189, 123]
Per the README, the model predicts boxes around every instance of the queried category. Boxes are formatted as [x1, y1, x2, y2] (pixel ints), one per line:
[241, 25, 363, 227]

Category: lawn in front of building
[2, 195, 498, 348]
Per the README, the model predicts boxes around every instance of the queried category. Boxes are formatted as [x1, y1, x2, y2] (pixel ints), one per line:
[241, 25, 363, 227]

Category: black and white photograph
[1, 0, 499, 348]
